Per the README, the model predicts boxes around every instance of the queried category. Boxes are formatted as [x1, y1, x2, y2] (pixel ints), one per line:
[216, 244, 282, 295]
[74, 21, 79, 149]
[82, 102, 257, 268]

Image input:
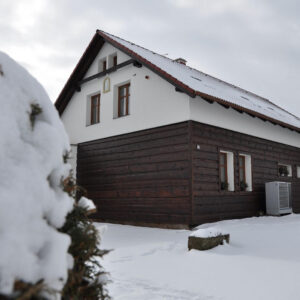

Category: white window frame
[239, 153, 253, 192]
[86, 91, 101, 126]
[220, 150, 234, 191]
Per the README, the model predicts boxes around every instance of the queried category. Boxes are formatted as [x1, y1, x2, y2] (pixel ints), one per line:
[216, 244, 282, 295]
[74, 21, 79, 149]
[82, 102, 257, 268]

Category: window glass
[220, 152, 227, 188]
[90, 94, 100, 124]
[118, 84, 130, 117]
[239, 156, 246, 182]
[119, 98, 126, 117]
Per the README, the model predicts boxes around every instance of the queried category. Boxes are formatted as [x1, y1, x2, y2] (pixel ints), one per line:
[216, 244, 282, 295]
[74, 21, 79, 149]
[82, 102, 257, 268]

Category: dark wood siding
[77, 122, 192, 225]
[77, 120, 300, 226]
[191, 121, 300, 225]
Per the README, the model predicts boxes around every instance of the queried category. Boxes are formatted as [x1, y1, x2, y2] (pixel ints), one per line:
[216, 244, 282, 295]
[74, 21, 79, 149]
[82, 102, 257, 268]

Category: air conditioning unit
[265, 182, 292, 215]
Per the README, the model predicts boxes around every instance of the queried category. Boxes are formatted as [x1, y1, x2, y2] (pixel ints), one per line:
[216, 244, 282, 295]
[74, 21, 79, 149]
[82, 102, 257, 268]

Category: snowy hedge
[0, 51, 74, 297]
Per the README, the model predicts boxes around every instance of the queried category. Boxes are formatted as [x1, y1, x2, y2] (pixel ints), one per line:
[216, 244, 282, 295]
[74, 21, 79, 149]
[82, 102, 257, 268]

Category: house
[55, 29, 300, 227]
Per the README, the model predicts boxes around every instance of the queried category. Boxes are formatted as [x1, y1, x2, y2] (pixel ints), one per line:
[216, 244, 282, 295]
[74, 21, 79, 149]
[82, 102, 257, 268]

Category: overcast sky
[1, 0, 300, 116]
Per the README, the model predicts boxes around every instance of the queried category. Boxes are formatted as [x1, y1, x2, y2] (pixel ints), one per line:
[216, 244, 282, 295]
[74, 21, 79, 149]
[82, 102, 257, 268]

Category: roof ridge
[97, 30, 299, 120]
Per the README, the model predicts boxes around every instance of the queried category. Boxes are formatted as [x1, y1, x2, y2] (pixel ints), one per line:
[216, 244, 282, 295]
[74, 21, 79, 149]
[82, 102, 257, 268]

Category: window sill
[86, 122, 100, 127]
[113, 114, 130, 120]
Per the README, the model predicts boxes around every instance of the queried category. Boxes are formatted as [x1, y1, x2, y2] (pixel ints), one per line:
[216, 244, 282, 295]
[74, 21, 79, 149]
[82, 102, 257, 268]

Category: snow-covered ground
[96, 214, 300, 300]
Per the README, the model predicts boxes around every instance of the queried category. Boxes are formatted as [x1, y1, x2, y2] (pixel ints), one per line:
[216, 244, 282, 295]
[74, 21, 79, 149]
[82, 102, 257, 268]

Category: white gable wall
[61, 42, 190, 144]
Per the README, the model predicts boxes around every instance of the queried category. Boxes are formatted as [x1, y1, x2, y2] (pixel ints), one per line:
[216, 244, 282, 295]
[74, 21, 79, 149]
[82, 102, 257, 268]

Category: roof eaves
[195, 91, 300, 133]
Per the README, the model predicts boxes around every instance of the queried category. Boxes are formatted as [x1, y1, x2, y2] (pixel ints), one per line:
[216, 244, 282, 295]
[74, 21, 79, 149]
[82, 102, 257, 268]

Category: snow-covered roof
[56, 30, 300, 132]
[98, 30, 300, 131]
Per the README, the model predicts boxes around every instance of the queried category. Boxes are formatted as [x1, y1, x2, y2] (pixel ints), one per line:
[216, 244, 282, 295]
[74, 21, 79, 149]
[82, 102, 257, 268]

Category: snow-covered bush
[0, 52, 109, 299]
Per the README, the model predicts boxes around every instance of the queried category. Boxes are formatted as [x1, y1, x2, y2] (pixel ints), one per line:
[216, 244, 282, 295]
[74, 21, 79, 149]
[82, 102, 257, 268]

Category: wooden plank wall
[77, 122, 192, 226]
[191, 121, 300, 225]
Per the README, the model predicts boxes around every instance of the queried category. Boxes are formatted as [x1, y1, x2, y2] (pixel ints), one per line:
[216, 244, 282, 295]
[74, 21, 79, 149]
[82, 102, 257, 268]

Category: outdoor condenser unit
[265, 182, 292, 215]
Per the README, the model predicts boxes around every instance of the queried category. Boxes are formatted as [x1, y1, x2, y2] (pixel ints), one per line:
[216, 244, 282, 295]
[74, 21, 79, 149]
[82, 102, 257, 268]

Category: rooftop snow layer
[99, 30, 300, 130]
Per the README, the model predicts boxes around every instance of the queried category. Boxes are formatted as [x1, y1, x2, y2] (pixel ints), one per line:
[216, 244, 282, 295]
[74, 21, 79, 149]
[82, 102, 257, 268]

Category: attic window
[190, 76, 202, 82]
[108, 53, 117, 68]
[98, 58, 107, 72]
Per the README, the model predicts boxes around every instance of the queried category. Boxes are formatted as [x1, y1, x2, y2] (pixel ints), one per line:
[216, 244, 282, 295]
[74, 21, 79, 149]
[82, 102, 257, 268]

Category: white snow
[189, 227, 228, 238]
[96, 214, 300, 300]
[78, 196, 96, 212]
[0, 52, 74, 296]
[100, 30, 300, 129]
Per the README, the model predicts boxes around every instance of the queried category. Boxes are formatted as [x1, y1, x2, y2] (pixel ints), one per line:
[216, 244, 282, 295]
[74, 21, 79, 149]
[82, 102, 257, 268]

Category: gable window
[219, 151, 234, 191]
[98, 58, 107, 72]
[118, 83, 130, 117]
[108, 53, 117, 68]
[113, 55, 117, 67]
[239, 154, 252, 191]
[103, 60, 107, 72]
[278, 163, 292, 177]
[90, 94, 100, 125]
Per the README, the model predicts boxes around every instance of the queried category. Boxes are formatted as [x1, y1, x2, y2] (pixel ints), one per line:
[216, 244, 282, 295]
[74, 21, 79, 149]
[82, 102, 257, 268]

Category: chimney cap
[174, 58, 187, 65]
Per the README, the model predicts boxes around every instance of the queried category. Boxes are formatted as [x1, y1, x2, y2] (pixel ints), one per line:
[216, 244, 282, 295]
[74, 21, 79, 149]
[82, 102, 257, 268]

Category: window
[118, 83, 130, 117]
[220, 152, 228, 189]
[239, 154, 252, 191]
[296, 166, 300, 178]
[98, 58, 107, 72]
[103, 61, 107, 72]
[90, 94, 100, 125]
[239, 155, 246, 187]
[108, 53, 117, 68]
[219, 151, 234, 191]
[278, 163, 292, 177]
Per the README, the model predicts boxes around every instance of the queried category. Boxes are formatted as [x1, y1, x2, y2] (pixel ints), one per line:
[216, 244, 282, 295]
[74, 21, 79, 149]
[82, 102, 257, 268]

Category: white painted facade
[61, 42, 190, 145]
[61, 42, 300, 150]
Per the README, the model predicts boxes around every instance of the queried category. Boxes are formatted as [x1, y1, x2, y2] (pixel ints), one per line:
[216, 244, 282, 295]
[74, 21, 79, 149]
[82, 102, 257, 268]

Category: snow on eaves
[99, 30, 300, 130]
